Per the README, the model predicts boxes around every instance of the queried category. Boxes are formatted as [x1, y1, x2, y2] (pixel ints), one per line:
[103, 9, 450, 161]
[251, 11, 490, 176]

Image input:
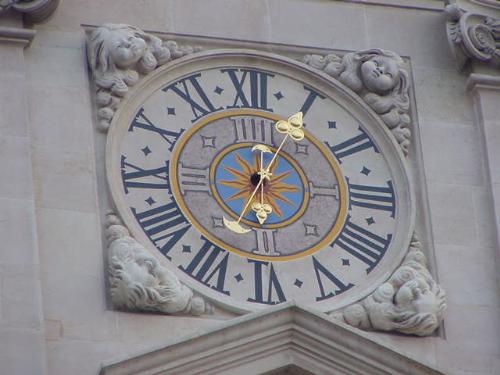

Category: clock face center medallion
[212, 143, 308, 228]
[169, 109, 347, 261]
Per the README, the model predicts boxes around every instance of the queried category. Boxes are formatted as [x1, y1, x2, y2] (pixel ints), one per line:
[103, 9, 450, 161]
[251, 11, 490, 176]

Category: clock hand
[223, 176, 265, 234]
[251, 147, 273, 225]
[224, 112, 305, 233]
[224, 144, 272, 233]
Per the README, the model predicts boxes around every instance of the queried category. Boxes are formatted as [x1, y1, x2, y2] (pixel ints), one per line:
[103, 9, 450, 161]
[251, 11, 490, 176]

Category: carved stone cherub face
[104, 28, 147, 69]
[360, 55, 400, 93]
[395, 278, 442, 316]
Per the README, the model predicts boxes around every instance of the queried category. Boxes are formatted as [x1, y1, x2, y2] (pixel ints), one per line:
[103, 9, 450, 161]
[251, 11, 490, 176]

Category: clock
[106, 49, 415, 313]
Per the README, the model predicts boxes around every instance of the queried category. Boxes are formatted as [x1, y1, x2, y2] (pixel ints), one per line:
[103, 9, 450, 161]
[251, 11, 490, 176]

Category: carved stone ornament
[303, 49, 412, 156]
[105, 211, 213, 316]
[331, 233, 446, 336]
[0, 0, 60, 23]
[445, 2, 500, 70]
[86, 23, 200, 132]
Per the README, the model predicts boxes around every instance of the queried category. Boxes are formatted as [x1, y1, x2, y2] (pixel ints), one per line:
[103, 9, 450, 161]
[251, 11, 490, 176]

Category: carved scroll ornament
[303, 49, 412, 156]
[445, 2, 500, 70]
[0, 0, 59, 22]
[86, 23, 200, 132]
[331, 234, 446, 336]
[105, 212, 213, 316]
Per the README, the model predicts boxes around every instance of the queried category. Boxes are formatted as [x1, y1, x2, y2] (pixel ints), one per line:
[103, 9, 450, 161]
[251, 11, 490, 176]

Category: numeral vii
[179, 237, 230, 295]
[132, 197, 191, 259]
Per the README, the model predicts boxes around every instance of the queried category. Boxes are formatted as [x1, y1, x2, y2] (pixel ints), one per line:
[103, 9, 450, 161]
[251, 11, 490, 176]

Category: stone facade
[0, 1, 499, 374]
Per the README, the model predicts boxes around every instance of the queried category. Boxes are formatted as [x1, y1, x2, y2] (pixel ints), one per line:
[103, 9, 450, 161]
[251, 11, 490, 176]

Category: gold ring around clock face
[169, 109, 348, 261]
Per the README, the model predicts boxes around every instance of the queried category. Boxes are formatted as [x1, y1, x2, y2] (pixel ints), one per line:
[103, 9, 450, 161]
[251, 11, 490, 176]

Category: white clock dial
[107, 50, 415, 313]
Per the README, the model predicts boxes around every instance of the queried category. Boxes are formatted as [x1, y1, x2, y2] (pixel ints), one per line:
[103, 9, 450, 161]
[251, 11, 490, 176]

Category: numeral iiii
[347, 178, 395, 217]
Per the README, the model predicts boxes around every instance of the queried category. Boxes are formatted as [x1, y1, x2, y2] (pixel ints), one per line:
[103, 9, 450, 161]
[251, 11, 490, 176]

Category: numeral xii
[221, 68, 274, 111]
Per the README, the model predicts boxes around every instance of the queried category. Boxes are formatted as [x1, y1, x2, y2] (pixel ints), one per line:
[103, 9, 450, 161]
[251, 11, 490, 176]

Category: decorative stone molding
[470, 0, 500, 11]
[303, 49, 412, 156]
[445, 2, 500, 70]
[105, 211, 213, 316]
[0, 0, 60, 23]
[86, 23, 200, 132]
[331, 233, 446, 336]
[0, 25, 35, 46]
[100, 302, 446, 375]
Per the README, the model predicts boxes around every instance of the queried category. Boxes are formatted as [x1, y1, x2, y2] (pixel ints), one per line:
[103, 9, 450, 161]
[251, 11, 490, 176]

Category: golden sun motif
[219, 152, 299, 217]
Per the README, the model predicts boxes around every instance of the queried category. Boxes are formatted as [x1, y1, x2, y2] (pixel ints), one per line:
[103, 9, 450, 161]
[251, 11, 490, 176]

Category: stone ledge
[99, 302, 446, 375]
[0, 25, 35, 46]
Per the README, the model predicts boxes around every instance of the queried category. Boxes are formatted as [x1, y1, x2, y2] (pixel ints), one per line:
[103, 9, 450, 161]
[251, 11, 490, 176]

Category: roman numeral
[179, 237, 230, 295]
[252, 228, 280, 256]
[121, 156, 170, 194]
[163, 73, 222, 123]
[308, 182, 339, 199]
[247, 260, 286, 305]
[299, 85, 326, 116]
[221, 68, 274, 111]
[178, 164, 211, 195]
[129, 108, 184, 152]
[332, 216, 392, 273]
[326, 126, 378, 162]
[132, 197, 191, 259]
[312, 256, 354, 301]
[348, 179, 395, 217]
[232, 116, 275, 144]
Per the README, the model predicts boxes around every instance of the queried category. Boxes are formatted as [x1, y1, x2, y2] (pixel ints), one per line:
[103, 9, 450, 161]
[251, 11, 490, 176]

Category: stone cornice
[445, 2, 500, 71]
[0, 0, 59, 23]
[100, 303, 446, 375]
[0, 25, 35, 46]
[466, 72, 500, 91]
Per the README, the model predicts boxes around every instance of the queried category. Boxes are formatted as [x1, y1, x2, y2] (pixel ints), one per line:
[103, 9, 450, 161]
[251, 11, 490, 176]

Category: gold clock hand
[224, 144, 271, 233]
[224, 177, 264, 234]
[252, 148, 273, 225]
[224, 112, 304, 233]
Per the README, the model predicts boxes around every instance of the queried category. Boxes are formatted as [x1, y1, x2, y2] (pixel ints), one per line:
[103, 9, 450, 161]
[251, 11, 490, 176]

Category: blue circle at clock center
[213, 145, 307, 226]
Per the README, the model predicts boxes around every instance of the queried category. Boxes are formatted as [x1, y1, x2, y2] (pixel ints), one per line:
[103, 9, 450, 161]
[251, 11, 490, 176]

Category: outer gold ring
[209, 142, 310, 229]
[170, 109, 348, 261]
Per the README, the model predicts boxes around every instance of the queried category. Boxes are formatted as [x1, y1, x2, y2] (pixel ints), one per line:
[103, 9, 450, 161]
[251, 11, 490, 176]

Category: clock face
[107, 50, 414, 313]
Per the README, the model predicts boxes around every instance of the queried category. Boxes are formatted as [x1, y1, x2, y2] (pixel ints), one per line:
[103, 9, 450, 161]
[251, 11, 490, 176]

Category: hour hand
[251, 202, 273, 224]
